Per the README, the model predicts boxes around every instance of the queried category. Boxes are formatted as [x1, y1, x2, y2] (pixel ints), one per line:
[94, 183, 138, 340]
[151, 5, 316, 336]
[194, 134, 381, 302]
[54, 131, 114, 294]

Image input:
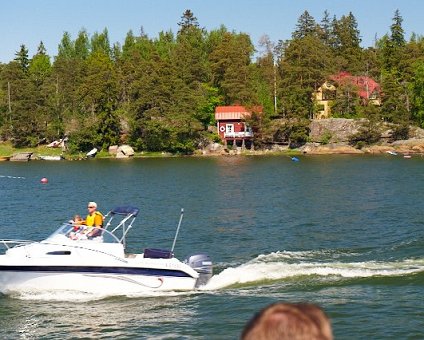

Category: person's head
[87, 201, 97, 214]
[73, 214, 83, 222]
[241, 302, 333, 340]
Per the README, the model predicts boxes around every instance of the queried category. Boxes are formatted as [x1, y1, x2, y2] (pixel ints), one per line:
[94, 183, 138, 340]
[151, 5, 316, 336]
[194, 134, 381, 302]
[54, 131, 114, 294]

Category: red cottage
[215, 106, 259, 149]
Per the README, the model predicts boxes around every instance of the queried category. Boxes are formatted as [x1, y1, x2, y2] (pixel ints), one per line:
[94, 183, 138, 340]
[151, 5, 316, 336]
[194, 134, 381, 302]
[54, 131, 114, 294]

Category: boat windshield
[46, 223, 121, 244]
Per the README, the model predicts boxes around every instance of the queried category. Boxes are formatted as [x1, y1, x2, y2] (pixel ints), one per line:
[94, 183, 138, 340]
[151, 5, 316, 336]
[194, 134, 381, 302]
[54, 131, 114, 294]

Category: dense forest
[1, 9, 424, 153]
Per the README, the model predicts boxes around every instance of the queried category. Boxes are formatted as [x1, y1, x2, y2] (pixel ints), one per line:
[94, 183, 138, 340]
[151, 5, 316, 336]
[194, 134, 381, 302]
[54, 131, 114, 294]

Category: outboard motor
[185, 253, 213, 288]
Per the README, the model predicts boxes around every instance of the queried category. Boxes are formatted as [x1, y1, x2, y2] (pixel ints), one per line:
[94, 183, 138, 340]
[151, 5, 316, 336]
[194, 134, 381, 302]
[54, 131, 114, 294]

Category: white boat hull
[0, 239, 200, 294]
[0, 268, 197, 294]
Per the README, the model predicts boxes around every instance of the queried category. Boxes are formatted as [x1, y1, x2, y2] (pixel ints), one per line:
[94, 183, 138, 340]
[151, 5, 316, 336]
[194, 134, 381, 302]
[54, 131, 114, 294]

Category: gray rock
[116, 145, 135, 158]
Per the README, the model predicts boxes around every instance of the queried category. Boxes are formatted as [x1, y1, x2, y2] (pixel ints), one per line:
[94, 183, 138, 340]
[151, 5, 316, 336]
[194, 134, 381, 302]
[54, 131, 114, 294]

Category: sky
[1, 0, 424, 63]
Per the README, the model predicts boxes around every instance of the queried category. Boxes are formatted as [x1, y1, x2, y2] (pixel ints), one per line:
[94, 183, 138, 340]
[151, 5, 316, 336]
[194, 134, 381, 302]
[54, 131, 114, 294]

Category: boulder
[309, 118, 365, 143]
[116, 145, 135, 158]
[108, 145, 118, 155]
[301, 143, 362, 154]
[392, 138, 424, 153]
[362, 145, 395, 154]
[205, 142, 224, 153]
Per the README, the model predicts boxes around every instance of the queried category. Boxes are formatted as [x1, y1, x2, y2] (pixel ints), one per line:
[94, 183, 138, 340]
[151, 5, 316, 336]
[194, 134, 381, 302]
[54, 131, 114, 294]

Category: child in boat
[69, 215, 84, 240]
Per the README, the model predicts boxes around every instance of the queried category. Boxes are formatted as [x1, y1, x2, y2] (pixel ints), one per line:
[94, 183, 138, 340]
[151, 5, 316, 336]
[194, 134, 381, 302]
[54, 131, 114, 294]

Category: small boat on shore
[386, 150, 398, 156]
[0, 206, 212, 295]
[0, 156, 10, 162]
[86, 148, 98, 158]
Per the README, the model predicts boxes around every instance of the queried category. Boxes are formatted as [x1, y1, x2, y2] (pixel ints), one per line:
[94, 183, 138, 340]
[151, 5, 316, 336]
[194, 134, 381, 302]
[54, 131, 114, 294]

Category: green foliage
[292, 10, 319, 39]
[178, 9, 199, 33]
[2, 9, 424, 154]
[279, 32, 334, 118]
[348, 120, 381, 148]
[330, 82, 361, 118]
[14, 45, 29, 73]
[390, 123, 410, 141]
[209, 32, 256, 104]
[380, 70, 410, 123]
[91, 28, 111, 57]
[270, 119, 310, 148]
[196, 84, 223, 128]
[320, 130, 332, 144]
[67, 127, 97, 153]
[96, 108, 121, 149]
[331, 12, 363, 72]
[411, 61, 424, 127]
[390, 10, 406, 48]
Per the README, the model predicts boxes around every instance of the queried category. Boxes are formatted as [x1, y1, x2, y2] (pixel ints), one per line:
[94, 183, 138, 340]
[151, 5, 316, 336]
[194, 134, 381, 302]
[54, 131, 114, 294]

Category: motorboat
[0, 206, 212, 295]
[86, 148, 98, 158]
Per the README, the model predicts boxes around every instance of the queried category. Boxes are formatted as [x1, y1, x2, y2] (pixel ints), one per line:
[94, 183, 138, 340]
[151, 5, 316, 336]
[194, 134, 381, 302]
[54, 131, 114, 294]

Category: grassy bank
[0, 142, 63, 157]
[0, 142, 193, 159]
[0, 140, 309, 159]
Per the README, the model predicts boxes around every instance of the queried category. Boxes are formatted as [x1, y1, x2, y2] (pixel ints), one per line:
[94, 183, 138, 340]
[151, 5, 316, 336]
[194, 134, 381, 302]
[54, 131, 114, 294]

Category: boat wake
[7, 288, 198, 302]
[201, 250, 424, 290]
[5, 249, 424, 301]
[0, 175, 25, 179]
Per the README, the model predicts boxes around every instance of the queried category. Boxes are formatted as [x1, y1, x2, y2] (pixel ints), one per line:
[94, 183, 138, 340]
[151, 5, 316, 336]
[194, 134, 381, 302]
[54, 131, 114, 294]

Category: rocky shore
[299, 140, 424, 155]
[202, 118, 424, 156]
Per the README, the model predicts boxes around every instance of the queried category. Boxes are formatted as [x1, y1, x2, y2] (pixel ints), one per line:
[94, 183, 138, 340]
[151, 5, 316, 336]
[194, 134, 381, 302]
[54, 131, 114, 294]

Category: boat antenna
[171, 208, 184, 252]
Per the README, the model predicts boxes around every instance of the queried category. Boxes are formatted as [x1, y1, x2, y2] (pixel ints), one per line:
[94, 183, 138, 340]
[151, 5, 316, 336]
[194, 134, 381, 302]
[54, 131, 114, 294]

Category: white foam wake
[201, 252, 424, 290]
[11, 289, 196, 302]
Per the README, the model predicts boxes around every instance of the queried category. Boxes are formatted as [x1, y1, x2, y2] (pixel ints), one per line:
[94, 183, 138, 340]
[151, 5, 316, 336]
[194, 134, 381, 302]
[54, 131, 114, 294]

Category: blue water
[0, 155, 423, 339]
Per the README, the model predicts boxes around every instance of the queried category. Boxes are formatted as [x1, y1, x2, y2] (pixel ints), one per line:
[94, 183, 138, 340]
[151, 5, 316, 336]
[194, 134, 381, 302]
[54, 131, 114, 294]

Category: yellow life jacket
[85, 211, 104, 227]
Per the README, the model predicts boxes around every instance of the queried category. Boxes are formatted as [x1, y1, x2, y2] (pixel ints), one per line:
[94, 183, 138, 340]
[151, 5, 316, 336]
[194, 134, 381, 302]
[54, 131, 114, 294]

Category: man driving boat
[85, 201, 104, 238]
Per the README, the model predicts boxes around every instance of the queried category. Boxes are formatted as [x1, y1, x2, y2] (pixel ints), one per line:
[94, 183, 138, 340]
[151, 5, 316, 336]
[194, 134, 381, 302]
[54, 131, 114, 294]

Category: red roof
[329, 72, 381, 99]
[215, 105, 262, 120]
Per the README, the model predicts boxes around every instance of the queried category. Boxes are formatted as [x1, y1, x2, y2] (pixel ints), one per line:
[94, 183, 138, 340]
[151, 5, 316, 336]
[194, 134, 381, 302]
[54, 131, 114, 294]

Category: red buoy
[40, 177, 48, 184]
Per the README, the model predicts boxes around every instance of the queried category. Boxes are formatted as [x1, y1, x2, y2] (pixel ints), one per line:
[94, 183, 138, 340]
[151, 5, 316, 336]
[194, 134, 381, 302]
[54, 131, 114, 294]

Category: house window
[226, 124, 234, 134]
[322, 89, 336, 100]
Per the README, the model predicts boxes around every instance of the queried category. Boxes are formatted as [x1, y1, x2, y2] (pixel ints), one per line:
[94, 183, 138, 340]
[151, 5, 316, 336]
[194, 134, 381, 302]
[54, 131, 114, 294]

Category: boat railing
[103, 206, 139, 248]
[46, 223, 121, 244]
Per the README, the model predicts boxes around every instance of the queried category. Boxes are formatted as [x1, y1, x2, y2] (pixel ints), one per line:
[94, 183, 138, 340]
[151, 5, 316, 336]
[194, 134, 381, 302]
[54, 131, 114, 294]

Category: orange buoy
[40, 177, 48, 184]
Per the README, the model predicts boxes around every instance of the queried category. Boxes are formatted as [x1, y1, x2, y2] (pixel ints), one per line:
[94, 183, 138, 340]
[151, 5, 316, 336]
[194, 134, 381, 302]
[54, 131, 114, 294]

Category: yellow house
[313, 72, 382, 119]
[314, 81, 336, 119]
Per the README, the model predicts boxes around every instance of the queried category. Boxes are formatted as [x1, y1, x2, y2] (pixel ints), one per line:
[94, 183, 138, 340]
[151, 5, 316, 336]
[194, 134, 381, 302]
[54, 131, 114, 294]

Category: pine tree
[75, 29, 90, 60]
[178, 9, 199, 34]
[14, 45, 29, 73]
[332, 12, 363, 72]
[279, 35, 334, 118]
[411, 61, 424, 127]
[391, 9, 405, 48]
[37, 41, 47, 55]
[91, 28, 111, 57]
[209, 32, 256, 105]
[292, 11, 319, 39]
[57, 32, 75, 59]
[320, 10, 332, 46]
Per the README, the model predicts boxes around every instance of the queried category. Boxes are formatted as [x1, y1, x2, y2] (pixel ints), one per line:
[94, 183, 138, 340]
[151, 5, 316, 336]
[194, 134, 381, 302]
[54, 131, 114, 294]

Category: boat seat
[144, 248, 174, 259]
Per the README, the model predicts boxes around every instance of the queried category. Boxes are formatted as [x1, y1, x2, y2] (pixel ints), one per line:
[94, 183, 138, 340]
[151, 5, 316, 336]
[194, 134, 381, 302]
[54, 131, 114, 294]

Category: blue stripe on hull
[0, 265, 193, 278]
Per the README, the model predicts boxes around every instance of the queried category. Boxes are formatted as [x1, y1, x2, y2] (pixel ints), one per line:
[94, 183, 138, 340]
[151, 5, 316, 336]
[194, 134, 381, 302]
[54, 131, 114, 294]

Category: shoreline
[3, 139, 424, 161]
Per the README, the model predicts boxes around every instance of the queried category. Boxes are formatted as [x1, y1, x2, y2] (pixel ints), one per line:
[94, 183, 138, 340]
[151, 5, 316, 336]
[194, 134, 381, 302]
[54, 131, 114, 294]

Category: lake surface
[0, 155, 423, 339]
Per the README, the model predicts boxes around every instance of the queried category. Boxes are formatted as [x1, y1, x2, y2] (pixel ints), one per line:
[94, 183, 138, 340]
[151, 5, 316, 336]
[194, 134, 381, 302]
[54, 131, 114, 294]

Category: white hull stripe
[0, 265, 193, 278]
